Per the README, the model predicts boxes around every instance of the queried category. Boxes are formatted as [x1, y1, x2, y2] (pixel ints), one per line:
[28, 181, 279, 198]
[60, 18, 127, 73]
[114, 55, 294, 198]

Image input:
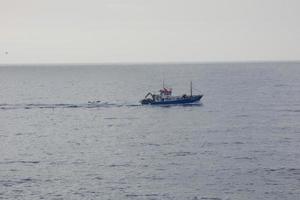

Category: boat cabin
[159, 88, 172, 98]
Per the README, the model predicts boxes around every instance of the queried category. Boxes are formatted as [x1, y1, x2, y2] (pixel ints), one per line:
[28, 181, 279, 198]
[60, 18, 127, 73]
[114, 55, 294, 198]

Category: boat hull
[141, 95, 203, 105]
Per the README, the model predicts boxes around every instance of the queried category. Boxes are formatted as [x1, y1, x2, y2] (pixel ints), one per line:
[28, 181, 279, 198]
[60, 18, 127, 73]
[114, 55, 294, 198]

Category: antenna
[190, 81, 193, 96]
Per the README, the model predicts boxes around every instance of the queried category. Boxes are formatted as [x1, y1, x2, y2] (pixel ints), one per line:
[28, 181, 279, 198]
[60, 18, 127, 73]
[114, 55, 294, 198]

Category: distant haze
[1, 0, 300, 63]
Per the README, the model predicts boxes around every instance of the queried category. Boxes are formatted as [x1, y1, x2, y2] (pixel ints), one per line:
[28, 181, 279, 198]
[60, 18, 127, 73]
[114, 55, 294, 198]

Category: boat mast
[190, 81, 193, 96]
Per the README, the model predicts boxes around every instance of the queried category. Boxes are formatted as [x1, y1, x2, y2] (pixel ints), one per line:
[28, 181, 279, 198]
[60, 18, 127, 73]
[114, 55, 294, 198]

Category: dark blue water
[0, 63, 299, 200]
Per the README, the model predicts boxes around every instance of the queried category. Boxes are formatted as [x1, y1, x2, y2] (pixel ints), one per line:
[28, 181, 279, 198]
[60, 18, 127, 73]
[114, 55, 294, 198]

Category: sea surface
[0, 63, 299, 200]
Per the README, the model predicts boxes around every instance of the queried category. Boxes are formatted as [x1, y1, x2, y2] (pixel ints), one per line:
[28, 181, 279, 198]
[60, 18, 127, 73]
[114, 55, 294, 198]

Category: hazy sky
[1, 0, 300, 63]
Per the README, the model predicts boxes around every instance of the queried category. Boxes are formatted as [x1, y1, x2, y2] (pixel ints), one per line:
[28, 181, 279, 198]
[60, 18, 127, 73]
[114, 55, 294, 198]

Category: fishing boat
[140, 82, 203, 105]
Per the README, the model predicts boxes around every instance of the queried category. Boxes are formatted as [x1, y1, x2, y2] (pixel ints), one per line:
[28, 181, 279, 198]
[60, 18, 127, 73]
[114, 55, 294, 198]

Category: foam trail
[0, 101, 140, 110]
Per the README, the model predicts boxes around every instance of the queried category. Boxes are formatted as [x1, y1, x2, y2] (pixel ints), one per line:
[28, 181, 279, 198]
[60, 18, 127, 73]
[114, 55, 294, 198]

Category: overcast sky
[1, 0, 300, 63]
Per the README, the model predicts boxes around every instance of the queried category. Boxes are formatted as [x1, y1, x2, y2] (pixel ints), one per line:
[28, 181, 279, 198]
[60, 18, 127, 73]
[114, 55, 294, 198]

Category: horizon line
[0, 60, 300, 66]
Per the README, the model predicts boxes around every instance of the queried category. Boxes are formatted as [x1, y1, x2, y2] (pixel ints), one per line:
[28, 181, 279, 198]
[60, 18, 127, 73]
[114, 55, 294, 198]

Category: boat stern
[140, 98, 154, 105]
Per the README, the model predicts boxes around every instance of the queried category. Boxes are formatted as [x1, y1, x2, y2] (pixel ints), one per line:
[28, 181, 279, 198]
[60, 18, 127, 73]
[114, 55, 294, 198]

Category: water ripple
[0, 160, 40, 165]
[164, 151, 197, 157]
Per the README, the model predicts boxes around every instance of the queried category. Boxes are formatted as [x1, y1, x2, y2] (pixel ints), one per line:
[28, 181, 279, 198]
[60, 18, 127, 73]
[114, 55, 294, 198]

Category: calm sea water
[0, 63, 299, 200]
